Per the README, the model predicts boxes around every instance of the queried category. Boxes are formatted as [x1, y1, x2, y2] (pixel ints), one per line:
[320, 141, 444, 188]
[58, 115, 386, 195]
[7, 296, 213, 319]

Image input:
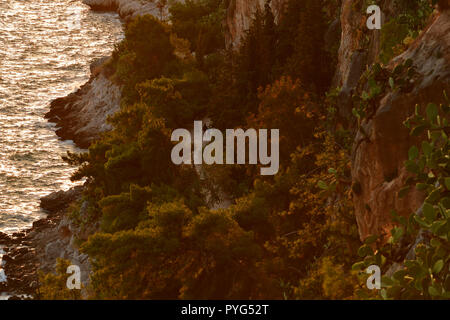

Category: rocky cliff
[0, 187, 92, 298]
[46, 1, 170, 149]
[334, 0, 401, 118]
[46, 0, 169, 149]
[38, 0, 450, 293]
[1, 0, 161, 299]
[46, 58, 121, 149]
[224, 0, 450, 241]
[335, 1, 450, 240]
[51, 0, 288, 149]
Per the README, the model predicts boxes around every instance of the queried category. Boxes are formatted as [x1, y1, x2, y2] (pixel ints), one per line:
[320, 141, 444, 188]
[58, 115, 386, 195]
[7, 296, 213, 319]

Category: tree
[283, 0, 333, 94]
[170, 0, 225, 64]
[231, 1, 278, 120]
[111, 15, 176, 104]
[247, 77, 320, 165]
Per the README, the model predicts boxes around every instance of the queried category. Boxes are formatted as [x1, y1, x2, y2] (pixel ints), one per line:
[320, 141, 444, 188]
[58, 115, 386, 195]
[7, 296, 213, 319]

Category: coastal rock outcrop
[333, 0, 401, 118]
[31, 2, 166, 298]
[47, 1, 171, 149]
[224, 0, 450, 242]
[349, 7, 450, 240]
[45, 58, 121, 149]
[0, 187, 93, 298]
[50, 0, 449, 254]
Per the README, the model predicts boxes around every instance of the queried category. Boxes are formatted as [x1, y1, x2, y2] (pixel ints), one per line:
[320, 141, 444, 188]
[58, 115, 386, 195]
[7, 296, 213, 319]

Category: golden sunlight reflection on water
[0, 0, 123, 233]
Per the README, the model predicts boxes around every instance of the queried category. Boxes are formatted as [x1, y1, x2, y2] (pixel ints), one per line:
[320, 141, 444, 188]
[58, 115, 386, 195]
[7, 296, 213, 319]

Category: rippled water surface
[0, 0, 123, 233]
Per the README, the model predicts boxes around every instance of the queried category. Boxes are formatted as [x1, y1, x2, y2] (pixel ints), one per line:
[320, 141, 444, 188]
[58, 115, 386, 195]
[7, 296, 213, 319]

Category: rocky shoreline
[45, 0, 164, 148]
[45, 57, 121, 149]
[0, 0, 159, 300]
[0, 0, 164, 300]
[4, 0, 448, 301]
[0, 187, 93, 299]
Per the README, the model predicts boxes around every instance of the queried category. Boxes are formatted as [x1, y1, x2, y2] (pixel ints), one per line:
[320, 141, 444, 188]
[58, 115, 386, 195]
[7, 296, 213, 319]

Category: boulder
[40, 186, 83, 214]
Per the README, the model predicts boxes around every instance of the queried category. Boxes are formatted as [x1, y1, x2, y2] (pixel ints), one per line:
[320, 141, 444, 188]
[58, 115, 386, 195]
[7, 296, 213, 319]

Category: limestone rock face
[45, 58, 121, 149]
[225, 0, 287, 48]
[351, 10, 450, 240]
[0, 187, 94, 297]
[47, 1, 173, 149]
[334, 0, 400, 118]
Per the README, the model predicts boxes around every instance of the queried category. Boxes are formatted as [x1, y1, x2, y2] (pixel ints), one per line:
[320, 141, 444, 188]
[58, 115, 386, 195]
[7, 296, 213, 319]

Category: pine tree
[286, 0, 332, 93]
[235, 1, 277, 116]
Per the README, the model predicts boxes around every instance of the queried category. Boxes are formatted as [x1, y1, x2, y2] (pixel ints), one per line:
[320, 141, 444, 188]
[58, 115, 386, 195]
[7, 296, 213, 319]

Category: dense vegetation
[39, 0, 448, 299]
